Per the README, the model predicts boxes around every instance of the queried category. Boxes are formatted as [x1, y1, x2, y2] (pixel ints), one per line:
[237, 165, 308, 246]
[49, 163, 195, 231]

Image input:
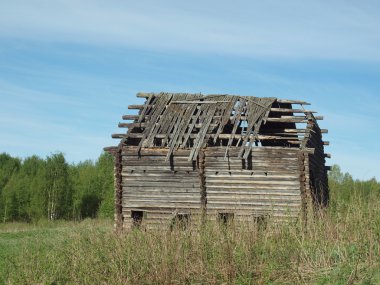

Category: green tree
[0, 153, 21, 222]
[97, 152, 114, 219]
[45, 153, 72, 220]
[70, 160, 101, 219]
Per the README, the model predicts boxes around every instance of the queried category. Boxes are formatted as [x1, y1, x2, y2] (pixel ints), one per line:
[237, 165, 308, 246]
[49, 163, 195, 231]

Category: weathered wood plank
[135, 93, 311, 105]
[121, 114, 317, 123]
[128, 104, 316, 114]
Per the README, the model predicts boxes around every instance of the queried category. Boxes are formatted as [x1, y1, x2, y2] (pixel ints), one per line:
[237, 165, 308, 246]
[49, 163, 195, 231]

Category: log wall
[121, 147, 201, 230]
[120, 146, 307, 229]
[306, 122, 329, 207]
[204, 147, 303, 222]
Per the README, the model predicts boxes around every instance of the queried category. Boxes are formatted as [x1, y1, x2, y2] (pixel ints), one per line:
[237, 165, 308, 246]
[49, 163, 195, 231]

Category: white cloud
[0, 0, 379, 60]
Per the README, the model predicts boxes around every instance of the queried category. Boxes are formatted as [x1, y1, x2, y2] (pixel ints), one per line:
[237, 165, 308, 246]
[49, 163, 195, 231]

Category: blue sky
[1, 0, 380, 179]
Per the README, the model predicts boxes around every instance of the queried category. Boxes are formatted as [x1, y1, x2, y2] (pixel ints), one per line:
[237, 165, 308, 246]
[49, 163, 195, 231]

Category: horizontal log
[121, 147, 314, 156]
[207, 197, 301, 203]
[122, 207, 201, 213]
[124, 152, 299, 161]
[135, 93, 311, 105]
[204, 166, 300, 172]
[122, 115, 142, 120]
[205, 178, 299, 185]
[120, 146, 314, 156]
[123, 200, 300, 210]
[121, 114, 321, 123]
[123, 177, 199, 183]
[123, 202, 201, 208]
[262, 128, 327, 134]
[124, 196, 200, 202]
[118, 122, 219, 129]
[206, 190, 300, 196]
[124, 195, 301, 204]
[205, 200, 301, 206]
[122, 187, 200, 193]
[205, 158, 299, 163]
[270, 108, 316, 113]
[128, 105, 145, 109]
[171, 100, 231, 104]
[205, 174, 299, 180]
[276, 99, 310, 105]
[122, 171, 198, 177]
[205, 207, 301, 212]
[122, 147, 192, 156]
[204, 161, 300, 167]
[129, 104, 316, 114]
[103, 146, 118, 152]
[112, 132, 305, 142]
[122, 165, 196, 171]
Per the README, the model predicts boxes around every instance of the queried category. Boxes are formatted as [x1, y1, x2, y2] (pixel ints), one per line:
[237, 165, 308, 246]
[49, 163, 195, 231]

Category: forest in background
[0, 152, 114, 222]
[1, 151, 380, 224]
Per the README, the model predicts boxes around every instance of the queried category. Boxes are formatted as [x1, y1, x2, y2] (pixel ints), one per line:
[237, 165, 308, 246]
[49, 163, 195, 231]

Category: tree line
[1, 151, 379, 223]
[0, 152, 114, 222]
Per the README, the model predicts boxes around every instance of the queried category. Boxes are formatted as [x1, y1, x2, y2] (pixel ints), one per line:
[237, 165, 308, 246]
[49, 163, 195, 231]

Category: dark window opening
[131, 211, 144, 228]
[253, 214, 268, 230]
[169, 154, 174, 171]
[218, 213, 234, 225]
[171, 213, 190, 230]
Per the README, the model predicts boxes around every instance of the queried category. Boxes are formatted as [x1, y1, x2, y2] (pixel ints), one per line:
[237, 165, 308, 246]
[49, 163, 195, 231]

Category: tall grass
[1, 189, 380, 284]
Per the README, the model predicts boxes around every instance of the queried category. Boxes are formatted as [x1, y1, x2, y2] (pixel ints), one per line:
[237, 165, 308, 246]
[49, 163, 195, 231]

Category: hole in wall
[171, 213, 190, 230]
[253, 214, 268, 230]
[218, 213, 234, 225]
[131, 211, 144, 228]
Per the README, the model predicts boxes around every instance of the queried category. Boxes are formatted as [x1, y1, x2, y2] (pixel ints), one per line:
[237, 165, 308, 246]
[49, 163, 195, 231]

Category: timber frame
[105, 92, 330, 230]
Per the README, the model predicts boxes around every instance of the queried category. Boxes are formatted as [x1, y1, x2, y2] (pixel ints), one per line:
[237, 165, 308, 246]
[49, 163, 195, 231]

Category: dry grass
[1, 191, 380, 285]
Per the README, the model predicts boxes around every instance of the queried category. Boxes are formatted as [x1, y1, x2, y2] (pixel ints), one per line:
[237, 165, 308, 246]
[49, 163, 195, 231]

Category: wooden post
[198, 149, 207, 222]
[115, 148, 124, 232]
[298, 151, 308, 228]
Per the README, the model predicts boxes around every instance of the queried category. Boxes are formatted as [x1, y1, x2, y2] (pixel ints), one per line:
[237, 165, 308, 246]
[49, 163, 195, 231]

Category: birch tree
[45, 153, 72, 220]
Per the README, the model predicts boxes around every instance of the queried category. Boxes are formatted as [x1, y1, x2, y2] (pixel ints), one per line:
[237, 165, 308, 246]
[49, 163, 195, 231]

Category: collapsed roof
[107, 92, 327, 161]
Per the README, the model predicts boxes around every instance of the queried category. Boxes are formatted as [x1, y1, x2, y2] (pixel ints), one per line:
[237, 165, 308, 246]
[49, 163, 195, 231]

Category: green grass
[1, 193, 380, 285]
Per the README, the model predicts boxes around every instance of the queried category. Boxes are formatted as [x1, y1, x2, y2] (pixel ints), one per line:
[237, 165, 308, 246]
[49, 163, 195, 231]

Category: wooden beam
[135, 93, 311, 105]
[129, 104, 317, 114]
[276, 99, 311, 105]
[270, 108, 317, 113]
[171, 101, 231, 104]
[103, 146, 119, 152]
[136, 92, 155, 98]
[118, 122, 219, 129]
[122, 115, 140, 120]
[279, 115, 323, 120]
[324, 153, 331, 158]
[122, 114, 314, 123]
[112, 133, 305, 142]
[128, 105, 145, 109]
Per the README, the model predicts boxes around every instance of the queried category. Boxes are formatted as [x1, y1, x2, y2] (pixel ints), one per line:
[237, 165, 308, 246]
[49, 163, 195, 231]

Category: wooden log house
[105, 92, 330, 230]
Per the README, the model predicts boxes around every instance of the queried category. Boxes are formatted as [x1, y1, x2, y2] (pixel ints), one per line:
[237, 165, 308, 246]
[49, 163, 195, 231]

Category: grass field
[1, 191, 380, 285]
